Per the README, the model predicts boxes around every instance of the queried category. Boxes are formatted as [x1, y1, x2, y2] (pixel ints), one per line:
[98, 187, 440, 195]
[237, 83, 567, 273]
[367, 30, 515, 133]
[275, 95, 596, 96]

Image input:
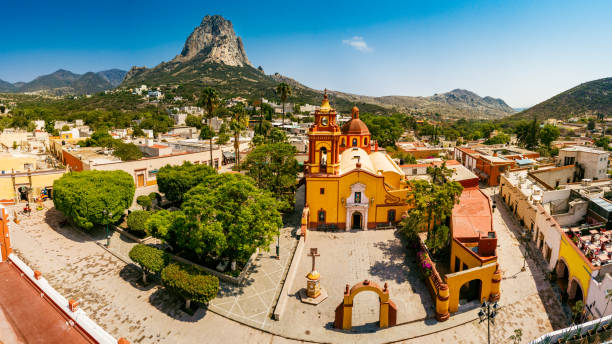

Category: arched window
[318, 210, 326, 223]
[320, 147, 327, 167]
[364, 137, 368, 146]
[352, 138, 358, 146]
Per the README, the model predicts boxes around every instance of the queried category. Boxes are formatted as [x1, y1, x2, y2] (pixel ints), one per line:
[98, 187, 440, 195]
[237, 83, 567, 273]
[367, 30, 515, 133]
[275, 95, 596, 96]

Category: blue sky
[1, 0, 611, 107]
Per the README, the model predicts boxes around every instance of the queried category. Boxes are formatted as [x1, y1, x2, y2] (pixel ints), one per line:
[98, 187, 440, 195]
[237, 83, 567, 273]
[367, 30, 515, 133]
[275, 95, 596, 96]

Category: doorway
[352, 212, 362, 229]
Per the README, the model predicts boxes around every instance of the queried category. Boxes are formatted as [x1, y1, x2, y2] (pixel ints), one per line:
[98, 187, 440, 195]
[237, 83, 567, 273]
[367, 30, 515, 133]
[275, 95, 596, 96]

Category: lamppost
[102, 209, 113, 247]
[276, 231, 280, 260]
[478, 301, 498, 344]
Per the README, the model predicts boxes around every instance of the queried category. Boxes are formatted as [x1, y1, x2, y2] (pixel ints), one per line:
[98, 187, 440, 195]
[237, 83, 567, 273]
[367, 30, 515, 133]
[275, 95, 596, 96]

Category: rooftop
[0, 260, 95, 343]
[561, 145, 609, 154]
[451, 187, 493, 240]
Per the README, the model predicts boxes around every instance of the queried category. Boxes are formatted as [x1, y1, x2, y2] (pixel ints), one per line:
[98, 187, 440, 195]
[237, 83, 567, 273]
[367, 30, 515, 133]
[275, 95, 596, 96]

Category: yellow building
[303, 93, 411, 230]
[0, 153, 65, 204]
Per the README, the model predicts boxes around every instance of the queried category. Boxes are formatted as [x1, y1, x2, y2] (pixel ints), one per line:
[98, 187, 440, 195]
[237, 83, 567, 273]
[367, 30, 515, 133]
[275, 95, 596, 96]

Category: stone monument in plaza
[300, 248, 328, 304]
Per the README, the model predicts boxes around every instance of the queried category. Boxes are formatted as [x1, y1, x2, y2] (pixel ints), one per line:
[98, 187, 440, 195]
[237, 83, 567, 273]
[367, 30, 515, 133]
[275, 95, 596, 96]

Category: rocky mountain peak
[172, 14, 251, 67]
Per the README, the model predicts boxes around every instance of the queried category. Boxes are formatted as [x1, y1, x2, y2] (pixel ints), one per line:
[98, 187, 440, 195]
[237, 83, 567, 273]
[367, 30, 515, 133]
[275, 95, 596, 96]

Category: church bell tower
[306, 90, 341, 175]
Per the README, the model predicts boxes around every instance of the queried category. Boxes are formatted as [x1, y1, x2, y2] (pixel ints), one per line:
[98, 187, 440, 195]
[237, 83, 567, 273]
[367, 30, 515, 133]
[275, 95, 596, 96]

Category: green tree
[275, 82, 292, 125]
[61, 124, 70, 131]
[588, 119, 596, 131]
[572, 300, 585, 324]
[268, 127, 287, 143]
[484, 133, 510, 145]
[129, 244, 169, 284]
[53, 170, 134, 230]
[156, 162, 216, 204]
[242, 143, 300, 211]
[132, 127, 145, 138]
[136, 195, 152, 210]
[539, 124, 560, 149]
[509, 329, 523, 344]
[151, 174, 282, 264]
[127, 210, 151, 235]
[161, 263, 219, 309]
[185, 115, 202, 129]
[229, 104, 249, 166]
[216, 122, 230, 145]
[198, 87, 220, 167]
[113, 142, 143, 161]
[199, 124, 214, 142]
[361, 114, 404, 147]
[515, 118, 539, 150]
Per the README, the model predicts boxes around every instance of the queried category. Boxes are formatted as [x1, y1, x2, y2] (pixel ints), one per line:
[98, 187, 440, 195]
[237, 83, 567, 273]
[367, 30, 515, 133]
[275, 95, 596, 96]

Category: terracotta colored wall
[62, 150, 84, 171]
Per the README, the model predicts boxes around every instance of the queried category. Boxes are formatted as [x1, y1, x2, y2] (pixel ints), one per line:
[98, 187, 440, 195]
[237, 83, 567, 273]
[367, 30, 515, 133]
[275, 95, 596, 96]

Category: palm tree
[602, 289, 612, 315]
[198, 87, 220, 167]
[275, 82, 292, 125]
[229, 104, 249, 167]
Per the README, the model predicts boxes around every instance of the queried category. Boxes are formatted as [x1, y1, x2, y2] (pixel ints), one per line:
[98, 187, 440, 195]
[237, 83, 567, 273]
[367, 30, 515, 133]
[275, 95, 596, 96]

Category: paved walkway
[5, 183, 568, 343]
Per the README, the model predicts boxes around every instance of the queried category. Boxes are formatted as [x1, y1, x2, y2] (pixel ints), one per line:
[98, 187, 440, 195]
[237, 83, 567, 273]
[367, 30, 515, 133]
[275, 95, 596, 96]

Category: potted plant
[587, 321, 601, 343]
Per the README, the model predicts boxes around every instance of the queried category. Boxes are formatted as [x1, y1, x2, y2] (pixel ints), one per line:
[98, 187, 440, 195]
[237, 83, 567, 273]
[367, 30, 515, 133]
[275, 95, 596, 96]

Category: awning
[515, 158, 534, 166]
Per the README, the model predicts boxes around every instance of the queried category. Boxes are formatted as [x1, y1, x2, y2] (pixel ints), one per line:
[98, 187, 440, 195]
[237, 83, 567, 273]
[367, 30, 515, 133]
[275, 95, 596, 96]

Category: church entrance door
[352, 212, 362, 229]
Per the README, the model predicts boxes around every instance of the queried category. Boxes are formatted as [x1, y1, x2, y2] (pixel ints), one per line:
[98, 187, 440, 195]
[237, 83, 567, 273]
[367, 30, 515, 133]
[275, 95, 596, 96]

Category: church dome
[342, 105, 370, 135]
[341, 119, 370, 135]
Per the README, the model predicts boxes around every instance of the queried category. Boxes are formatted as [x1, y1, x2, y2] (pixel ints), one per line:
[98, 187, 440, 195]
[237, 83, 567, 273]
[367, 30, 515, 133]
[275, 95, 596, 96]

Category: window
[214, 159, 219, 169]
[387, 210, 396, 223]
[364, 138, 368, 146]
[352, 138, 358, 146]
[341, 138, 346, 146]
[412, 168, 417, 175]
[318, 210, 326, 222]
[320, 188, 325, 195]
[355, 191, 362, 204]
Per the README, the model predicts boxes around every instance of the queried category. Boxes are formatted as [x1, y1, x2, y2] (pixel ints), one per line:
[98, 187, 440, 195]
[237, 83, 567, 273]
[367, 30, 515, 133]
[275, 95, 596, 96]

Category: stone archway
[334, 280, 397, 330]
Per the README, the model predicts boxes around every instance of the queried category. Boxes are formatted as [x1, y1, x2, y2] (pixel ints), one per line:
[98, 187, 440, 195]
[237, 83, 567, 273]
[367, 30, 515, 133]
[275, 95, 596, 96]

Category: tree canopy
[156, 162, 216, 204]
[53, 170, 135, 229]
[242, 142, 300, 211]
[148, 173, 282, 263]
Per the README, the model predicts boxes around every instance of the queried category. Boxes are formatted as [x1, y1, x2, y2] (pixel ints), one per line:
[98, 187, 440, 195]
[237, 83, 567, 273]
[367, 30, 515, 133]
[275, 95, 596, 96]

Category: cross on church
[308, 248, 320, 271]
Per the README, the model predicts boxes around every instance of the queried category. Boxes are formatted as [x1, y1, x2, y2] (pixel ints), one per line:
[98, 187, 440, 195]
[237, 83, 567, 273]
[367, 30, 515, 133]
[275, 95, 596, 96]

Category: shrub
[53, 170, 134, 229]
[129, 244, 169, 283]
[148, 192, 161, 205]
[136, 195, 152, 210]
[161, 263, 219, 309]
[127, 210, 151, 235]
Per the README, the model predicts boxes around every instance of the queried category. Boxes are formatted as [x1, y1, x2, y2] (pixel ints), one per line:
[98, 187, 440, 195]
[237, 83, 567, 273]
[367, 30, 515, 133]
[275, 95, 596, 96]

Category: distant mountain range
[0, 69, 127, 96]
[120, 15, 515, 118]
[511, 77, 612, 120]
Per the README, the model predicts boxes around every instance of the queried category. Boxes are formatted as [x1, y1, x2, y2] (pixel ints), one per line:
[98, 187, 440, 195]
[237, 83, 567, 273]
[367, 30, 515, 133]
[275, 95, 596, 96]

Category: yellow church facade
[303, 93, 411, 230]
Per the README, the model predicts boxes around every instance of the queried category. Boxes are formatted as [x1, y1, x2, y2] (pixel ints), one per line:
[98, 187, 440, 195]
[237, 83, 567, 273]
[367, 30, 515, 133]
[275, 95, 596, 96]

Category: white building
[557, 146, 609, 180]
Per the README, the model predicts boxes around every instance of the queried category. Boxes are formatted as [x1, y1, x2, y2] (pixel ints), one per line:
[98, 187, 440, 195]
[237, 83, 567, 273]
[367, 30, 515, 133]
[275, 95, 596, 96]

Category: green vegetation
[128, 244, 169, 284]
[242, 142, 300, 211]
[156, 162, 216, 204]
[147, 173, 282, 265]
[360, 113, 408, 147]
[127, 210, 151, 235]
[513, 77, 612, 120]
[229, 103, 249, 164]
[484, 133, 510, 145]
[400, 164, 463, 255]
[275, 82, 292, 124]
[53, 170, 134, 230]
[136, 195, 153, 210]
[79, 131, 142, 161]
[197, 87, 220, 166]
[161, 263, 219, 309]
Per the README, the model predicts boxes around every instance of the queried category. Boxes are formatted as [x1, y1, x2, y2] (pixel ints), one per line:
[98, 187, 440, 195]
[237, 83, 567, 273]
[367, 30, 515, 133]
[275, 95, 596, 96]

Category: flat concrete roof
[452, 187, 493, 240]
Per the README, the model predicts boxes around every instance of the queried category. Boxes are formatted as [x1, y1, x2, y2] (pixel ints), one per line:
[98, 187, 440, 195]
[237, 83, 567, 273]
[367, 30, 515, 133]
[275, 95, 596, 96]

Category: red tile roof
[452, 187, 493, 240]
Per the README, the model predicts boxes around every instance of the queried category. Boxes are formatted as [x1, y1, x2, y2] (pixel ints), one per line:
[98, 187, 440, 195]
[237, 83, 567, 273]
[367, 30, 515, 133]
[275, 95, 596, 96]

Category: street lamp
[276, 231, 280, 260]
[478, 301, 498, 344]
[102, 209, 113, 247]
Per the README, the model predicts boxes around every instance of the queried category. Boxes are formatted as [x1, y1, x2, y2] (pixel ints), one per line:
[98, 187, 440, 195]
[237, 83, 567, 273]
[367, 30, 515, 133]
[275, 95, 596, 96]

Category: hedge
[161, 263, 219, 307]
[127, 210, 151, 235]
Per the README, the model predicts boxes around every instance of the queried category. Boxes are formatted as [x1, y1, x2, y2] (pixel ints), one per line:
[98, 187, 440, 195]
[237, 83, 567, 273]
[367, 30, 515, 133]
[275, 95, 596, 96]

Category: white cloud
[342, 36, 372, 52]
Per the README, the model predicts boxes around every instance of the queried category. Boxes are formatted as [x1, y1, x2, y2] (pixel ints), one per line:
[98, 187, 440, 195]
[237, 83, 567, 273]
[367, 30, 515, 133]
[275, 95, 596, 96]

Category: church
[303, 92, 411, 230]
